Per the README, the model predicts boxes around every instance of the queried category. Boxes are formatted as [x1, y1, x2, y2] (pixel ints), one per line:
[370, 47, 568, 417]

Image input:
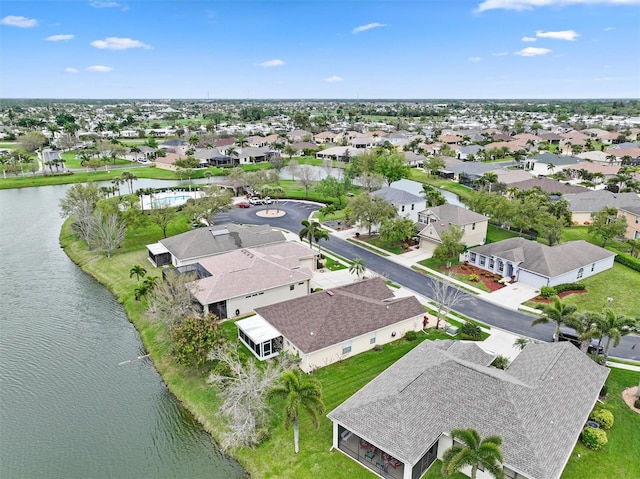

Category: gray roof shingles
[255, 277, 425, 354]
[328, 341, 608, 479]
[371, 187, 424, 205]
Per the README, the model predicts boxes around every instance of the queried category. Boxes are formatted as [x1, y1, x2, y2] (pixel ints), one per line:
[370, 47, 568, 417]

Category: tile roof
[469, 238, 615, 278]
[159, 223, 285, 262]
[255, 277, 425, 354]
[328, 341, 608, 479]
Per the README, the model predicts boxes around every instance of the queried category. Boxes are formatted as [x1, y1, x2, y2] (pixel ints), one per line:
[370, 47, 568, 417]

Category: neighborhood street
[218, 200, 640, 361]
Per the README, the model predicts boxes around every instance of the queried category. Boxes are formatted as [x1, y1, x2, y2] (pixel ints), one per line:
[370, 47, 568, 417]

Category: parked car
[249, 196, 263, 205]
[263, 196, 272, 204]
[553, 327, 603, 355]
[236, 201, 250, 208]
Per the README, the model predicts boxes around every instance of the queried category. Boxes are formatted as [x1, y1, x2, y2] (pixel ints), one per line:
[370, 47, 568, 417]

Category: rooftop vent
[211, 228, 229, 237]
[326, 290, 335, 296]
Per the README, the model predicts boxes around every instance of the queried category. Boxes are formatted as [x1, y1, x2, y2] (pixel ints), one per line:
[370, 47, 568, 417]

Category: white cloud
[91, 37, 150, 50]
[468, 57, 482, 62]
[64, 67, 78, 74]
[90, 1, 127, 9]
[603, 26, 615, 31]
[87, 65, 113, 72]
[0, 15, 38, 28]
[515, 46, 552, 56]
[324, 75, 344, 83]
[522, 36, 537, 42]
[352, 22, 387, 34]
[46, 34, 74, 42]
[476, 0, 640, 13]
[492, 51, 509, 56]
[536, 29, 580, 40]
[259, 59, 285, 67]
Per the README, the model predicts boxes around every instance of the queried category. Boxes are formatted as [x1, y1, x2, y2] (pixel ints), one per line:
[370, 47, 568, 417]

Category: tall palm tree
[111, 176, 124, 196]
[566, 311, 601, 354]
[269, 185, 285, 212]
[627, 238, 640, 258]
[299, 219, 320, 248]
[593, 309, 638, 364]
[531, 295, 577, 342]
[480, 172, 499, 193]
[121, 171, 137, 194]
[313, 228, 330, 256]
[267, 369, 325, 454]
[349, 258, 366, 279]
[129, 264, 147, 282]
[442, 428, 504, 479]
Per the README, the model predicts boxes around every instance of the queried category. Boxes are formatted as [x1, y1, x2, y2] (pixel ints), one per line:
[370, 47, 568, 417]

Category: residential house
[190, 241, 316, 320]
[506, 177, 587, 195]
[316, 146, 366, 162]
[154, 152, 185, 171]
[240, 278, 425, 370]
[371, 187, 426, 223]
[416, 204, 488, 253]
[563, 190, 640, 224]
[328, 340, 608, 479]
[466, 237, 616, 288]
[537, 132, 563, 145]
[456, 145, 484, 161]
[146, 223, 286, 267]
[349, 136, 381, 149]
[523, 153, 582, 176]
[617, 205, 640, 240]
[234, 146, 279, 164]
[287, 129, 312, 143]
[314, 131, 342, 144]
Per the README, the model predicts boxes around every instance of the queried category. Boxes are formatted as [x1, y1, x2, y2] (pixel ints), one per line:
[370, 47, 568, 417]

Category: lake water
[0, 185, 245, 479]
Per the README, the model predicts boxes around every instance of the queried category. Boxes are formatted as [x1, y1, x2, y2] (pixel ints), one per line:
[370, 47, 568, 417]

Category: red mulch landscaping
[530, 290, 589, 303]
[447, 264, 506, 292]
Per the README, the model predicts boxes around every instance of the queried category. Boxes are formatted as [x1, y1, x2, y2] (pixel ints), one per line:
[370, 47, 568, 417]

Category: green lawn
[367, 236, 405, 255]
[561, 226, 629, 251]
[486, 224, 521, 243]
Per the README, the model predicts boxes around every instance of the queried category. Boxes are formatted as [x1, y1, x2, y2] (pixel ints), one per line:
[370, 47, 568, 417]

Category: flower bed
[530, 289, 589, 303]
[448, 264, 506, 292]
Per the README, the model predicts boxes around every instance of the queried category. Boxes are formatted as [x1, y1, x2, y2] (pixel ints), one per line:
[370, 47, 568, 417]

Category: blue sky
[2, 0, 639, 99]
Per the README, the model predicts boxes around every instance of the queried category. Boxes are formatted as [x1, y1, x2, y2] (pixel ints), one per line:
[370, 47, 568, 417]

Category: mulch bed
[530, 289, 589, 303]
[447, 264, 506, 292]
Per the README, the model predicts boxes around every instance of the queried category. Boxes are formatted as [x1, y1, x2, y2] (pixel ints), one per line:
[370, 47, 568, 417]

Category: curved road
[216, 201, 640, 361]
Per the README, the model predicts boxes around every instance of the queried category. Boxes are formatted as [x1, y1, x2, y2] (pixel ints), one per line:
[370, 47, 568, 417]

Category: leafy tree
[299, 219, 321, 247]
[284, 144, 297, 160]
[537, 213, 565, 246]
[149, 206, 177, 238]
[171, 313, 222, 368]
[380, 216, 416, 247]
[18, 132, 47, 153]
[627, 238, 640, 258]
[314, 176, 349, 206]
[349, 258, 366, 279]
[442, 428, 504, 479]
[346, 193, 397, 237]
[129, 264, 147, 282]
[267, 369, 325, 454]
[269, 155, 286, 174]
[425, 156, 446, 177]
[531, 296, 577, 342]
[374, 151, 411, 186]
[175, 156, 200, 170]
[356, 171, 385, 192]
[433, 225, 465, 262]
[421, 184, 446, 207]
[589, 207, 627, 247]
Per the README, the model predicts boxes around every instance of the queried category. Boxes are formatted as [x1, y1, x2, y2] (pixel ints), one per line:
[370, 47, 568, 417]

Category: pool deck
[141, 191, 203, 209]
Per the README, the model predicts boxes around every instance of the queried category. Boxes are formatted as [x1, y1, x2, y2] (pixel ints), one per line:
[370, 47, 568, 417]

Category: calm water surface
[0, 185, 245, 479]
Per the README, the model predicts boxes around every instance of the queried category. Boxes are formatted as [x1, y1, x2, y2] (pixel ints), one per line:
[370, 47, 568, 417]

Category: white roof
[236, 315, 282, 343]
[146, 243, 169, 255]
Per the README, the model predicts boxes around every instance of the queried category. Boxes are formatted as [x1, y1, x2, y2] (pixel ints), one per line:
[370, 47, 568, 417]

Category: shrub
[404, 331, 418, 341]
[540, 286, 557, 298]
[373, 344, 384, 352]
[590, 409, 614, 430]
[491, 355, 510, 370]
[554, 282, 586, 294]
[468, 274, 480, 282]
[460, 322, 482, 340]
[599, 384, 608, 397]
[614, 252, 640, 273]
[634, 398, 640, 409]
[581, 426, 608, 450]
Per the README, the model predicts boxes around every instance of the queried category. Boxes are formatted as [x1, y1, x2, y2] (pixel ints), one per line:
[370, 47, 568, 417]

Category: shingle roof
[328, 341, 608, 479]
[422, 204, 488, 226]
[530, 152, 583, 167]
[192, 242, 313, 304]
[255, 277, 425, 354]
[159, 224, 285, 262]
[507, 177, 587, 195]
[469, 238, 615, 278]
[371, 187, 423, 205]
[564, 190, 640, 213]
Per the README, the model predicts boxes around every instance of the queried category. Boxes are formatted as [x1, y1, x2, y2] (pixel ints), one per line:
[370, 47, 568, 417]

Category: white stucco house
[465, 238, 616, 288]
[188, 241, 316, 320]
[371, 187, 426, 223]
[237, 278, 425, 372]
[328, 340, 608, 479]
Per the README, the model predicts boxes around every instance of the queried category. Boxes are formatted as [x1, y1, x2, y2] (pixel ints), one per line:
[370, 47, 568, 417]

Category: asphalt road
[216, 201, 640, 361]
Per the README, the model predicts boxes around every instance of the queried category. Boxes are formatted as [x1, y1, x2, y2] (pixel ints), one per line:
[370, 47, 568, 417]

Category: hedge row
[614, 252, 640, 273]
[540, 282, 586, 298]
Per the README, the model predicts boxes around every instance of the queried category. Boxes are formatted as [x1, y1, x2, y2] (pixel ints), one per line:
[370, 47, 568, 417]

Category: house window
[577, 267, 584, 279]
[411, 204, 415, 210]
[472, 222, 476, 230]
[591, 263, 595, 272]
[401, 205, 405, 212]
[479, 256, 486, 267]
[470, 253, 477, 262]
[370, 333, 376, 345]
[290, 284, 295, 291]
[489, 258, 495, 269]
[498, 261, 504, 272]
[342, 341, 352, 355]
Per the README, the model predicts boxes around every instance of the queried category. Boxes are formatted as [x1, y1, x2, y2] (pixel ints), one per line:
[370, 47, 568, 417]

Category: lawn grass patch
[367, 236, 405, 255]
[418, 256, 460, 270]
[324, 257, 347, 271]
[486, 224, 521, 243]
[346, 238, 390, 256]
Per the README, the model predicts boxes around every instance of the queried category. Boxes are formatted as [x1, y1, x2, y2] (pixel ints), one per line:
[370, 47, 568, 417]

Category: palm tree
[121, 171, 137, 194]
[593, 309, 638, 364]
[531, 295, 577, 342]
[513, 337, 528, 351]
[130, 145, 142, 162]
[349, 258, 366, 279]
[313, 228, 330, 256]
[299, 219, 320, 248]
[480, 172, 499, 193]
[267, 369, 325, 454]
[442, 428, 504, 479]
[269, 185, 285, 212]
[627, 238, 640, 258]
[111, 176, 124, 196]
[204, 171, 212, 185]
[129, 264, 147, 282]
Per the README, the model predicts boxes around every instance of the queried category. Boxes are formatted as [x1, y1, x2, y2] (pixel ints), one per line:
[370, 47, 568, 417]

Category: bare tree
[207, 344, 294, 451]
[147, 270, 200, 326]
[59, 182, 102, 246]
[89, 209, 126, 258]
[295, 164, 318, 199]
[430, 273, 472, 330]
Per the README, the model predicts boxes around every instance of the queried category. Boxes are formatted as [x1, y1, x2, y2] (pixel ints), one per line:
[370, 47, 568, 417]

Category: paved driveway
[480, 282, 541, 311]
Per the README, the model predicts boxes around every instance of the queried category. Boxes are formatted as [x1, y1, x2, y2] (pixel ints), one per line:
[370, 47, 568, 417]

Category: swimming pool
[152, 194, 196, 208]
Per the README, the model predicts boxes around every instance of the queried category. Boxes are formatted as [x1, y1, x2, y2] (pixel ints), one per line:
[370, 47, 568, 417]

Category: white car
[249, 196, 263, 205]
